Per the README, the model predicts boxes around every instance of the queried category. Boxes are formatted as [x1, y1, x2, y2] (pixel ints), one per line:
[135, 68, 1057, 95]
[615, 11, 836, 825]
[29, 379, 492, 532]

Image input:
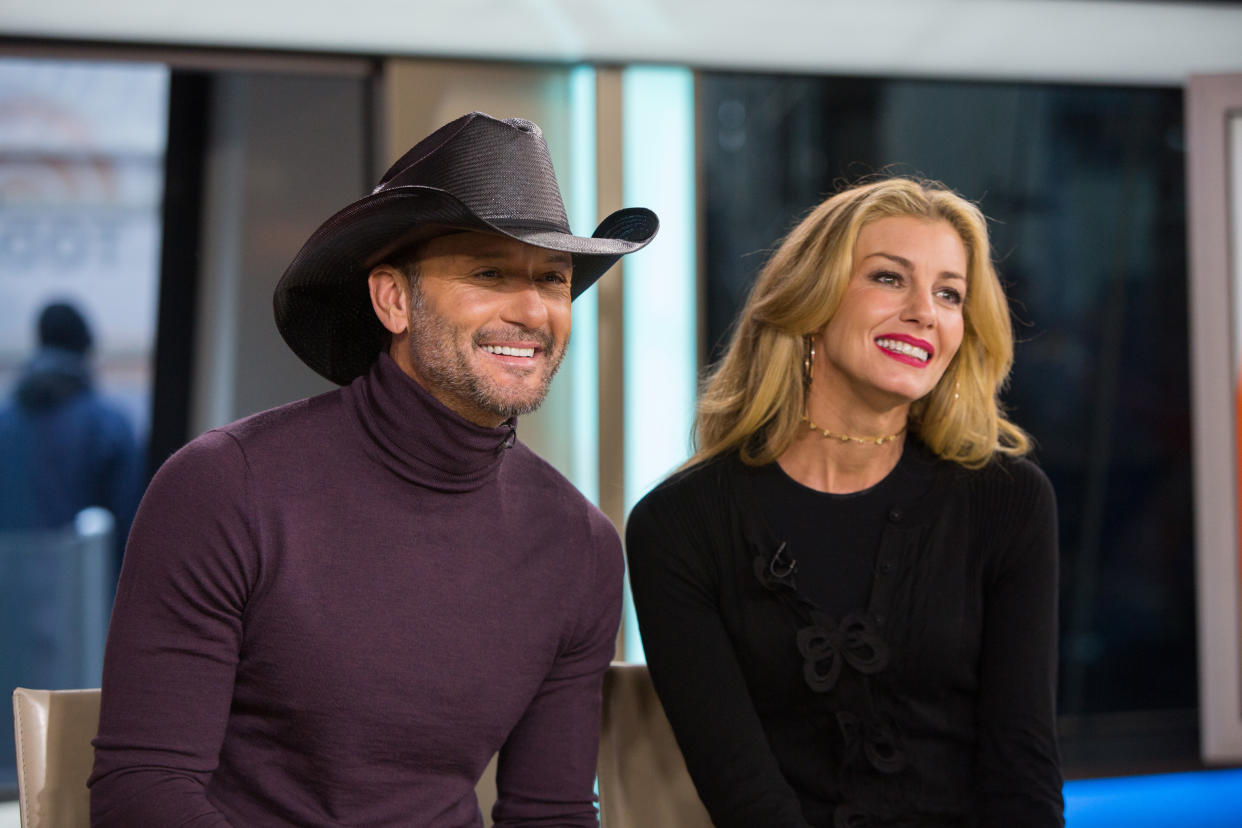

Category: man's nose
[501, 280, 550, 329]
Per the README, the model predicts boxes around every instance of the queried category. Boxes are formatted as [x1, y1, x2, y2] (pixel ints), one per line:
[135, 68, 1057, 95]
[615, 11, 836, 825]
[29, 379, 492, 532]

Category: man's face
[399, 231, 572, 426]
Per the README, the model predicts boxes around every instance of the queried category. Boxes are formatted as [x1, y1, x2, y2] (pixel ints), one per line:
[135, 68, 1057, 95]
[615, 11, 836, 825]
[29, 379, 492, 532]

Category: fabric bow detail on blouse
[836, 711, 907, 775]
[796, 612, 890, 693]
[832, 803, 873, 828]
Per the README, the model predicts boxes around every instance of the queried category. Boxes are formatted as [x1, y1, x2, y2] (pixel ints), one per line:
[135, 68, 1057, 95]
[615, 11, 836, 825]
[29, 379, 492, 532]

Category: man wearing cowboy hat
[89, 113, 657, 827]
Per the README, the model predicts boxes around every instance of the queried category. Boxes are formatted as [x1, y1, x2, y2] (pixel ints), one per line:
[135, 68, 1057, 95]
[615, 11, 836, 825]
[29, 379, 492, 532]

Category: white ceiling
[2, 0, 1241, 85]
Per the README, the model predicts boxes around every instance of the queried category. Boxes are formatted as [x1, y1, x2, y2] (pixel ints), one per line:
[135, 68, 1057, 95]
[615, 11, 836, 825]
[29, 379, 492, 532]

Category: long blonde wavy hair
[690, 177, 1029, 470]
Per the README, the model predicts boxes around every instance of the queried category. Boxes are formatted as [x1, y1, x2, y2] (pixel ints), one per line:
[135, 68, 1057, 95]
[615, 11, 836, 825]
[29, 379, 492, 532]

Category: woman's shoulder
[946, 452, 1057, 544]
[639, 452, 737, 502]
[962, 452, 1054, 499]
[907, 442, 1054, 518]
[628, 452, 744, 532]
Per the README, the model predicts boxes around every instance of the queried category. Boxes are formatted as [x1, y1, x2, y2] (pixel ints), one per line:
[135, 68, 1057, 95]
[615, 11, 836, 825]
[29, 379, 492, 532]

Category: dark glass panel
[700, 74, 1193, 765]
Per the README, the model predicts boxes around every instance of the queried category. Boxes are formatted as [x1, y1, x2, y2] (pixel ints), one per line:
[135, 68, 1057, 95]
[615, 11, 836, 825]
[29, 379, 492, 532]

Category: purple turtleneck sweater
[89, 354, 623, 827]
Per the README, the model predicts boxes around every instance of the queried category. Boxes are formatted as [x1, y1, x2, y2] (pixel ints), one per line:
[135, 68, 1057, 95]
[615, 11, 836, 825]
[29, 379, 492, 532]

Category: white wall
[2, 0, 1241, 85]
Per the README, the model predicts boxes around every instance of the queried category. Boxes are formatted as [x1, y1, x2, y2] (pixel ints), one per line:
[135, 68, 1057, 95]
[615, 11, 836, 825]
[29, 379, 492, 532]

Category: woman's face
[813, 215, 968, 414]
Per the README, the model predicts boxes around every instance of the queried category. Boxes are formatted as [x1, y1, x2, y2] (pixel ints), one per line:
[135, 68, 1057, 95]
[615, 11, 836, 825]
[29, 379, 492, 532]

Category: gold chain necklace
[801, 411, 906, 446]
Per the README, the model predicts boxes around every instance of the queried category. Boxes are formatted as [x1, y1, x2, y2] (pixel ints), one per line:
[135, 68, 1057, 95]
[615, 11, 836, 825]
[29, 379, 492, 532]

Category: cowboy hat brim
[273, 185, 658, 386]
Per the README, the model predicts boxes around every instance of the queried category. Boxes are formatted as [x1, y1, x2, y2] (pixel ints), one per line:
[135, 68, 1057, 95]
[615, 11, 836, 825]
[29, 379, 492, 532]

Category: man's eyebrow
[464, 249, 573, 266]
[543, 251, 574, 266]
[864, 251, 965, 280]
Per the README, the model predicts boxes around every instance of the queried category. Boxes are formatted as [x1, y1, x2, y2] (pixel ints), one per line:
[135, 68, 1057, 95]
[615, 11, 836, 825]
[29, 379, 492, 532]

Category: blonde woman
[626, 178, 1063, 827]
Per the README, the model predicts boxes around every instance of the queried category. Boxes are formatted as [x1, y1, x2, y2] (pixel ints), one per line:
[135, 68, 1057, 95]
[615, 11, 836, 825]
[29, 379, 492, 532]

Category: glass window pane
[0, 57, 167, 794]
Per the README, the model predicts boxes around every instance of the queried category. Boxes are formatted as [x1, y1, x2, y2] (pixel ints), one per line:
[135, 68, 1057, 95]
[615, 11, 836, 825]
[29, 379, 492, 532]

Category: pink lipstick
[874, 333, 934, 367]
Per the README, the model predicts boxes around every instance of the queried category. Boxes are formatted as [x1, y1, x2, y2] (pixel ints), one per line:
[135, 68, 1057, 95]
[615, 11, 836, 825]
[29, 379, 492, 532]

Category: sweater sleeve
[491, 508, 624, 828]
[98, 404, 144, 568]
[973, 460, 1065, 826]
[89, 431, 255, 827]
[626, 475, 813, 828]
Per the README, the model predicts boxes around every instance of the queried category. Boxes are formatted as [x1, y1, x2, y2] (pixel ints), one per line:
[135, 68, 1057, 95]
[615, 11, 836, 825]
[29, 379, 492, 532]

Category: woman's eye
[871, 270, 901, 286]
[937, 287, 964, 305]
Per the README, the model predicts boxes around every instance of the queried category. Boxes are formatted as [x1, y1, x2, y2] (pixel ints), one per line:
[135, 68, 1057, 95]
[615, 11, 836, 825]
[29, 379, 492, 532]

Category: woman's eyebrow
[863, 251, 964, 281]
[863, 251, 913, 269]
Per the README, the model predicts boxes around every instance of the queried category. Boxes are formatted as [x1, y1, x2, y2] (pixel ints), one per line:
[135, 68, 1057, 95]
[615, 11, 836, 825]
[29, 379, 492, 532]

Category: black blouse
[625, 441, 1063, 828]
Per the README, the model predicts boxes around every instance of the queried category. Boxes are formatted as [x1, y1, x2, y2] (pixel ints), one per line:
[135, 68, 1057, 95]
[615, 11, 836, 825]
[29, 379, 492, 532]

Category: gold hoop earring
[803, 336, 815, 387]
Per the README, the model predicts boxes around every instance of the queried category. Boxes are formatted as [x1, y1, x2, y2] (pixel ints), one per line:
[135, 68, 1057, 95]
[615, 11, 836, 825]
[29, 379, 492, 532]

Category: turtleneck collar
[346, 353, 516, 492]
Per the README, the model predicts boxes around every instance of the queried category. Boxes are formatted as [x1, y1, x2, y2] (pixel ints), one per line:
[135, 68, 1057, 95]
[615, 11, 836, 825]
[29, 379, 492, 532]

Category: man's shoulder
[159, 389, 345, 481]
[505, 439, 592, 501]
[177, 389, 348, 474]
[504, 439, 617, 533]
[219, 388, 343, 444]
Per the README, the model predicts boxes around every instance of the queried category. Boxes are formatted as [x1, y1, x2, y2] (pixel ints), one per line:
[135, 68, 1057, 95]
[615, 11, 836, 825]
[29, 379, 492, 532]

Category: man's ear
[368, 264, 409, 336]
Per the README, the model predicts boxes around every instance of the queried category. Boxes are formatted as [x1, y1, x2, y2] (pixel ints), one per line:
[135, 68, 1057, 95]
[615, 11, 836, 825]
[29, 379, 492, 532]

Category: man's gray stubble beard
[405, 280, 567, 420]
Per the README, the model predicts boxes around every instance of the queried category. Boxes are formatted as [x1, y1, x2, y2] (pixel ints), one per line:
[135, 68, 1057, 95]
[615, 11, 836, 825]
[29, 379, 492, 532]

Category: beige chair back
[14, 674, 710, 827]
[8, 687, 504, 828]
[597, 662, 713, 828]
[11, 687, 99, 828]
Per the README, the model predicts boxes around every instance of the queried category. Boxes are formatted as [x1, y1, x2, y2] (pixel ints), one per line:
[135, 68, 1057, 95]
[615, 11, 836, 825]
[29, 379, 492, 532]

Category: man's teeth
[483, 344, 536, 358]
[875, 338, 929, 362]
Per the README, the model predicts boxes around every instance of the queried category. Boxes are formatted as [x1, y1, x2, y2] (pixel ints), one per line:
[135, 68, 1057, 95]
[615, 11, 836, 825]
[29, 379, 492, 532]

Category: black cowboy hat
[273, 111, 658, 386]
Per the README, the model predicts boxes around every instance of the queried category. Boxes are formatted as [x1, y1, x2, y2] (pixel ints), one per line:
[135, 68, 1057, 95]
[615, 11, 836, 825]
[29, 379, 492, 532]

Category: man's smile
[481, 343, 538, 359]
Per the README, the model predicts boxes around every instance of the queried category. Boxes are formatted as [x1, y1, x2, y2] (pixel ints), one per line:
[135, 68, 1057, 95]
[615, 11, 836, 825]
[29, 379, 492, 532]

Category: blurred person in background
[0, 300, 143, 574]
